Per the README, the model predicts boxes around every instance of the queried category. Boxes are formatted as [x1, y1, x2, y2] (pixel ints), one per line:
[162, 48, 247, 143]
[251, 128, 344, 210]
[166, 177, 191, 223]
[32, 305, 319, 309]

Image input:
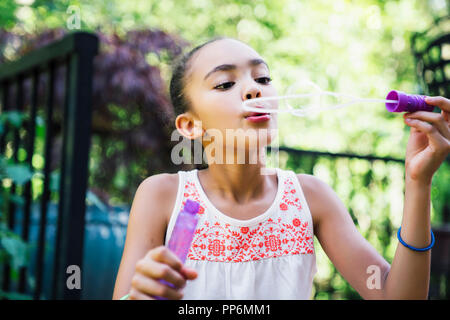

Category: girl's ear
[175, 113, 205, 140]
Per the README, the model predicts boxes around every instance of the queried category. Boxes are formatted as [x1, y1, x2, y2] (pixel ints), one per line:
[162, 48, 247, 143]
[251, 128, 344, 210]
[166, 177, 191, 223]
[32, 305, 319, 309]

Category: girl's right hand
[128, 246, 198, 300]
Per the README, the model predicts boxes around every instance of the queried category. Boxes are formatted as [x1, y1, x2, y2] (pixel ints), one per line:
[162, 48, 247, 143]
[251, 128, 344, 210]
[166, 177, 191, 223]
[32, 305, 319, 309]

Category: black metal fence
[411, 16, 450, 299]
[412, 15, 450, 99]
[0, 32, 98, 299]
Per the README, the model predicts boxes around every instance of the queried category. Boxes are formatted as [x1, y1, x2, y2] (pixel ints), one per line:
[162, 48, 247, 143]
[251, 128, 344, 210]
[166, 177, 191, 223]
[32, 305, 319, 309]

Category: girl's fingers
[425, 96, 450, 113]
[136, 259, 186, 289]
[442, 109, 449, 122]
[148, 246, 183, 271]
[404, 118, 449, 151]
[179, 266, 198, 280]
[128, 287, 156, 300]
[404, 111, 450, 140]
[131, 274, 183, 300]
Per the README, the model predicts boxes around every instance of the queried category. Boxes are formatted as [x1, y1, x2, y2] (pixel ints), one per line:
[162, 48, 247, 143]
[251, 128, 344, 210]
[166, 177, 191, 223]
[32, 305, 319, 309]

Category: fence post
[51, 33, 98, 300]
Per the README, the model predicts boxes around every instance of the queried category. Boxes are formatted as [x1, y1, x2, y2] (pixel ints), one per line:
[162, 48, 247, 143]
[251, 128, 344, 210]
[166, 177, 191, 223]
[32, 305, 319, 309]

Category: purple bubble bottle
[157, 199, 200, 299]
[167, 199, 200, 262]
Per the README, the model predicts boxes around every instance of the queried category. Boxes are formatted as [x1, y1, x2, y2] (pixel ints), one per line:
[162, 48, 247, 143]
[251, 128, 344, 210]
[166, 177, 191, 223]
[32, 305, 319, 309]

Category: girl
[113, 37, 450, 300]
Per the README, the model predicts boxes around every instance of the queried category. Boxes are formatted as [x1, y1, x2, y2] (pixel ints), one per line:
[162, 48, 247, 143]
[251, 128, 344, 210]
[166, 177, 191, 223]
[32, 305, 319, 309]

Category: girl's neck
[198, 163, 275, 205]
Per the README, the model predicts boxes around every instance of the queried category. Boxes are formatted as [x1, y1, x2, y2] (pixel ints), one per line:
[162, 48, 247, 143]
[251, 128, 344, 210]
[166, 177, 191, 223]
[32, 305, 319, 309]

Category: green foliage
[0, 0, 18, 30]
[1, 0, 448, 300]
[431, 160, 450, 222]
[0, 111, 33, 300]
[280, 150, 448, 300]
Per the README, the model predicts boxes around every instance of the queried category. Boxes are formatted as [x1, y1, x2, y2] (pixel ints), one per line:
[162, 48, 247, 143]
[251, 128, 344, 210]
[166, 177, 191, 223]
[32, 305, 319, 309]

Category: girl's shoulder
[294, 173, 336, 233]
[139, 172, 180, 227]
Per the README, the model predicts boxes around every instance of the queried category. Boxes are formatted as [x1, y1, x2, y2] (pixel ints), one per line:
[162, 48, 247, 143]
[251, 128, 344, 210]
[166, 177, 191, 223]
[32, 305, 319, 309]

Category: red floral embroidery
[280, 177, 302, 212]
[188, 215, 314, 262]
[208, 239, 226, 256]
[265, 235, 281, 251]
[241, 227, 249, 234]
[181, 180, 207, 216]
[180, 172, 314, 262]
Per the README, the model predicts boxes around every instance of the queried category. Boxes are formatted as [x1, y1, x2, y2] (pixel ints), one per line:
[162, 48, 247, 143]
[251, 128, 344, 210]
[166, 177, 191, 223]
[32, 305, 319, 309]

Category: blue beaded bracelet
[397, 227, 435, 252]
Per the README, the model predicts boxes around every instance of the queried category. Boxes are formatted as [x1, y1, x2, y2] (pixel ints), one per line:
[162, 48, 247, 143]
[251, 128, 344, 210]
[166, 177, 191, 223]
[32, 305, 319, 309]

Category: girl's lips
[245, 114, 271, 123]
[243, 105, 271, 122]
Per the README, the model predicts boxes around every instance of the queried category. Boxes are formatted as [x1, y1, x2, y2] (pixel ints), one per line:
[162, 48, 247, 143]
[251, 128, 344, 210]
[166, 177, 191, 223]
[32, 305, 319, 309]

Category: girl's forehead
[189, 39, 264, 79]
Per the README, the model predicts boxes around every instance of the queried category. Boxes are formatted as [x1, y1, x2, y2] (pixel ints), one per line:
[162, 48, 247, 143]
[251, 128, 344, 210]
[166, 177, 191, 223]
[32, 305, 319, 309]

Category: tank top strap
[283, 169, 315, 229]
[165, 169, 208, 246]
[164, 170, 186, 246]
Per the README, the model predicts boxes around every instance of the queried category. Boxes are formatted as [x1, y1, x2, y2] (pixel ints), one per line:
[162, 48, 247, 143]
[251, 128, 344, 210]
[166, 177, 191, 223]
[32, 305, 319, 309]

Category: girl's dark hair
[169, 37, 225, 120]
[169, 37, 227, 170]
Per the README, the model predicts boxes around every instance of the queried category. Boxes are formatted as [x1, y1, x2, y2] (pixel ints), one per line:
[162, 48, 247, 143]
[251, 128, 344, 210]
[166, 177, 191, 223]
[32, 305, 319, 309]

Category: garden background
[0, 0, 449, 299]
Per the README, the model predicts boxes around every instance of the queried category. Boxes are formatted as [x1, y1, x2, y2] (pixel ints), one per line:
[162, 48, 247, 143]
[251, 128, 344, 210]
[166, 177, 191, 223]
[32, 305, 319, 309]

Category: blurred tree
[0, 28, 189, 204]
[0, 0, 18, 30]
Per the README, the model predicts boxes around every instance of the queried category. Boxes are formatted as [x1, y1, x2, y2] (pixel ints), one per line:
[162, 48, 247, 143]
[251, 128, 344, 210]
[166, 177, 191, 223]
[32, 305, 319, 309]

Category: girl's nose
[244, 87, 262, 100]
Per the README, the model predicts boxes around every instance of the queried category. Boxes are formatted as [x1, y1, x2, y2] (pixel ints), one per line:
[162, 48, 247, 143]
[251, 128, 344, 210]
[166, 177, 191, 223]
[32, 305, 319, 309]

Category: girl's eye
[256, 77, 272, 84]
[213, 77, 271, 90]
[214, 82, 235, 90]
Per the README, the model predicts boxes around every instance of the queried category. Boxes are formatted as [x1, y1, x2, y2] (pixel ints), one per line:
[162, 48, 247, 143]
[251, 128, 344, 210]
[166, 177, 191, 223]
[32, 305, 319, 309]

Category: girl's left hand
[403, 96, 450, 185]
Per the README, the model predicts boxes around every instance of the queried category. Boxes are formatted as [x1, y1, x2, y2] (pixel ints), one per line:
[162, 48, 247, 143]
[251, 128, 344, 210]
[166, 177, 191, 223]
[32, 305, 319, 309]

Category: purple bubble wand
[385, 90, 434, 113]
[241, 90, 435, 116]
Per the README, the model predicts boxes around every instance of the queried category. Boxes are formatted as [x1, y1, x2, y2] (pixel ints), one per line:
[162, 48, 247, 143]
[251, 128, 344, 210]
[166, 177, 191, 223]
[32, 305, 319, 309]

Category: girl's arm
[299, 97, 449, 300]
[383, 177, 431, 299]
[384, 106, 449, 299]
[112, 173, 178, 299]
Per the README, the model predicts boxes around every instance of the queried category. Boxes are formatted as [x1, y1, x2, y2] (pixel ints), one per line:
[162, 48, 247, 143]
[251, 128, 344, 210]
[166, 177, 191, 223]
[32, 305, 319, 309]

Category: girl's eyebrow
[203, 58, 268, 80]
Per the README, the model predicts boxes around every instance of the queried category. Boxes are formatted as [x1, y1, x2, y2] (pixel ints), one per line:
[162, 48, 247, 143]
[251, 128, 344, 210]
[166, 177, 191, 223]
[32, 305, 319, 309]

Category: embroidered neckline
[178, 169, 316, 262]
[191, 168, 283, 227]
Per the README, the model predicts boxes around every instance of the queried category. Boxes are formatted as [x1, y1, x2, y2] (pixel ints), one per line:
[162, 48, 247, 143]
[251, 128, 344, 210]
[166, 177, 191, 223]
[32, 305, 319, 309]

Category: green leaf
[5, 164, 33, 185]
[5, 111, 23, 128]
[49, 170, 60, 192]
[0, 235, 28, 269]
[36, 115, 45, 127]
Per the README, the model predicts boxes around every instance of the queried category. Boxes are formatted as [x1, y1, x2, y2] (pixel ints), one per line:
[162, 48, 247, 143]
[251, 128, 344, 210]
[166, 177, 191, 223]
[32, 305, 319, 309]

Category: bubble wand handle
[156, 199, 200, 300]
[242, 91, 398, 116]
[119, 199, 200, 301]
[385, 90, 434, 113]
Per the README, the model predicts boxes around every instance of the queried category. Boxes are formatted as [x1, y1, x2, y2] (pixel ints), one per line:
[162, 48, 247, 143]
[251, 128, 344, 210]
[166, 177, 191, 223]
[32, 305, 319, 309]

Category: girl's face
[181, 39, 278, 151]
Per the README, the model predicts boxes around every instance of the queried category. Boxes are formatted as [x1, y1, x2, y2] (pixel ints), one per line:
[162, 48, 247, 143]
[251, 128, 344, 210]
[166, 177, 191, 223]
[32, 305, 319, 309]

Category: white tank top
[164, 168, 317, 299]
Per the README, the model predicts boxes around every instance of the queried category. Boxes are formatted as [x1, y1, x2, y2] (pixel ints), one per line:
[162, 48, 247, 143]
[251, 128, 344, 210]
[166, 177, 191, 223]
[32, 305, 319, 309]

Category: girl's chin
[202, 125, 278, 148]
[223, 136, 277, 150]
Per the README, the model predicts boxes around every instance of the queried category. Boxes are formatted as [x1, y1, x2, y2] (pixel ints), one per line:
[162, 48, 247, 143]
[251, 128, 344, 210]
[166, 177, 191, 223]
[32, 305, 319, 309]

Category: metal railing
[412, 15, 450, 98]
[0, 32, 98, 299]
